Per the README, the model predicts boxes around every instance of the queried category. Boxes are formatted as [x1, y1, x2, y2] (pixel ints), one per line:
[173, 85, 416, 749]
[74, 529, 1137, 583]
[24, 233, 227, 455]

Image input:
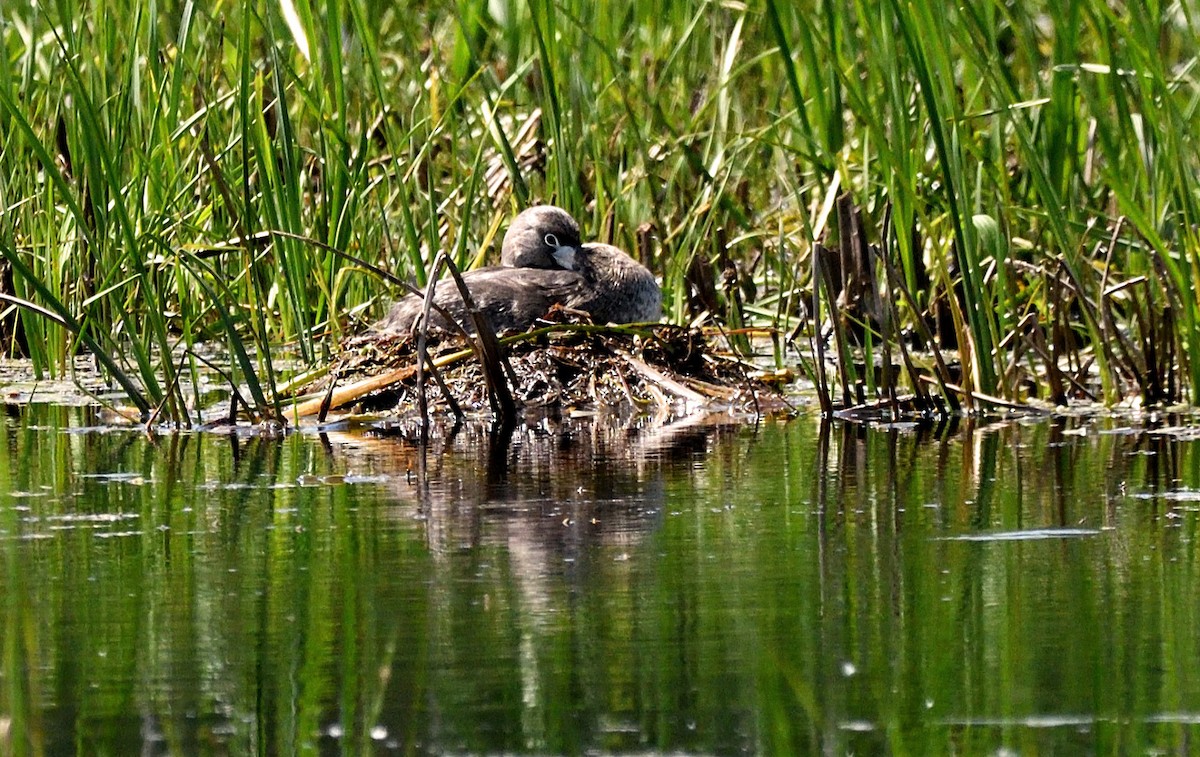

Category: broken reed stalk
[331, 247, 511, 430]
[817, 243, 857, 406]
[277, 228, 486, 425]
[1146, 243, 1184, 404]
[265, 228, 486, 352]
[391, 249, 518, 429]
[1049, 267, 1078, 399]
[1031, 291, 1067, 405]
[810, 234, 833, 416]
[877, 206, 932, 413]
[316, 365, 341, 423]
[423, 349, 465, 420]
[1101, 278, 1149, 383]
[413, 258, 466, 427]
[1096, 218, 1136, 399]
[865, 224, 896, 417]
[191, 351, 259, 425]
[875, 229, 961, 414]
[437, 256, 517, 422]
[817, 247, 852, 406]
[145, 351, 195, 429]
[415, 258, 470, 431]
[415, 264, 436, 429]
[1035, 257, 1109, 404]
[409, 250, 513, 433]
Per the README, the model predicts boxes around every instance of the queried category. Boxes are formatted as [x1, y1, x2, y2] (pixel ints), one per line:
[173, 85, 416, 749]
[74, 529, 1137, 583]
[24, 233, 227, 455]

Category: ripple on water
[933, 528, 1104, 542]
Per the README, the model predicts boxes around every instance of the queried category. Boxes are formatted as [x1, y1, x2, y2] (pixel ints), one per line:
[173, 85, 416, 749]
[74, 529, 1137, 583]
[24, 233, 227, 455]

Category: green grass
[1, 0, 1198, 420]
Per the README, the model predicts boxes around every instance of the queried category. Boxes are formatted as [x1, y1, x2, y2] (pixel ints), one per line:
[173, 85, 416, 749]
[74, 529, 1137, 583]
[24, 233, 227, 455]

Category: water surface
[2, 406, 1199, 754]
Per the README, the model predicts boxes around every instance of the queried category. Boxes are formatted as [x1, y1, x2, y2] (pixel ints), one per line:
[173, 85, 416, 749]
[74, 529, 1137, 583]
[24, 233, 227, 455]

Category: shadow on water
[1, 405, 1200, 753]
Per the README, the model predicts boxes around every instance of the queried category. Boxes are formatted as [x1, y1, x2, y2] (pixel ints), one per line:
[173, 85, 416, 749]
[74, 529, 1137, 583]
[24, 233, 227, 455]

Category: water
[2, 405, 1200, 754]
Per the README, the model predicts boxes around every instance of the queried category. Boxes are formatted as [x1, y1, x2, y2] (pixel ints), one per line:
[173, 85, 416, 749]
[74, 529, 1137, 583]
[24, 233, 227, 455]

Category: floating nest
[290, 309, 792, 421]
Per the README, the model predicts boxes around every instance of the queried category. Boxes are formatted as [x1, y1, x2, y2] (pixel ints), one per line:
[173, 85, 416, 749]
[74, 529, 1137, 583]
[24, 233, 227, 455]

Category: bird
[376, 205, 661, 336]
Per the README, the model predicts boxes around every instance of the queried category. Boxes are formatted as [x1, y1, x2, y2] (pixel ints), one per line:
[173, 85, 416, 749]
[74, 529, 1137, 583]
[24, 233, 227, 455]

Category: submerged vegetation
[0, 0, 1198, 423]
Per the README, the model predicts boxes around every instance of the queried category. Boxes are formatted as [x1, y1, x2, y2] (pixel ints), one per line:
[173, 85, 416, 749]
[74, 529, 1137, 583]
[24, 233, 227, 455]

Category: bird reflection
[323, 411, 748, 557]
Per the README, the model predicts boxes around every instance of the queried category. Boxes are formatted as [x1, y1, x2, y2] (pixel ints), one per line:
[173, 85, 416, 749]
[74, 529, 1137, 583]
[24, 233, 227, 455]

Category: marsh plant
[0, 0, 1197, 422]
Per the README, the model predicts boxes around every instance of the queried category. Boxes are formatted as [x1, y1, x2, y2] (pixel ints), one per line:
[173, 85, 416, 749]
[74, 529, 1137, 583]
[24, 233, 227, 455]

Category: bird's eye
[544, 233, 560, 248]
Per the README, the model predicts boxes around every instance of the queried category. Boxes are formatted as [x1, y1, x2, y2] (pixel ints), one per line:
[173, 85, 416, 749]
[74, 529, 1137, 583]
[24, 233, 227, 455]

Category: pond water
[1, 404, 1200, 754]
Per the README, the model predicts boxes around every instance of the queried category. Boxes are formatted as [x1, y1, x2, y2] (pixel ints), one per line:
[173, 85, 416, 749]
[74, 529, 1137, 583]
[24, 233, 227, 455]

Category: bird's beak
[552, 245, 578, 270]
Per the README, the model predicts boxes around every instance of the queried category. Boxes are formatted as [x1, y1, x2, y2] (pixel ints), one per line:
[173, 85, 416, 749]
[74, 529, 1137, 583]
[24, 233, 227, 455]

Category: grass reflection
[0, 408, 1198, 753]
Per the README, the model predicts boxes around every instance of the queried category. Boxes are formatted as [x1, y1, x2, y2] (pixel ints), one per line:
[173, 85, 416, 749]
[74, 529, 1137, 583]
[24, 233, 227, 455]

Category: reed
[1, 0, 1197, 420]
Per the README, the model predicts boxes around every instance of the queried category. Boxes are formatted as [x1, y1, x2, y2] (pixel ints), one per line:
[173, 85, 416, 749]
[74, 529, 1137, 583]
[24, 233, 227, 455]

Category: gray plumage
[377, 207, 661, 336]
[569, 242, 662, 325]
[500, 205, 582, 269]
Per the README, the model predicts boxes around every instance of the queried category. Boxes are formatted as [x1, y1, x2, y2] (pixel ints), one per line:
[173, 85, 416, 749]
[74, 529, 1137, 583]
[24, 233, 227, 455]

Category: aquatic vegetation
[0, 0, 1197, 422]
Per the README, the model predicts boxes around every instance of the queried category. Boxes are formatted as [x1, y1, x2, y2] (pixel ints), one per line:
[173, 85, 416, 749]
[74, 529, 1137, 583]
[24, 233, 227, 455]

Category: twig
[920, 376, 1052, 414]
[290, 347, 474, 418]
[617, 352, 708, 406]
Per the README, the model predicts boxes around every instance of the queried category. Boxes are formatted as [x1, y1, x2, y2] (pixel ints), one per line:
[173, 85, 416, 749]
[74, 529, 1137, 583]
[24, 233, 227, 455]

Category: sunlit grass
[1, 0, 1198, 420]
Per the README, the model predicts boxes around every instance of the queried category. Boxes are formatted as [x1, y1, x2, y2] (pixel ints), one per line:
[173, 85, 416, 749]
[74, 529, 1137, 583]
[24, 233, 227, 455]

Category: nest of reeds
[290, 308, 789, 421]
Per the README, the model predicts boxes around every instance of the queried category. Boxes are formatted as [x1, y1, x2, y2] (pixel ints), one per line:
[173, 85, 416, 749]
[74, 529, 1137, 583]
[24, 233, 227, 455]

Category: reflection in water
[1, 406, 1200, 753]
[339, 411, 739, 547]
[327, 412, 751, 751]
